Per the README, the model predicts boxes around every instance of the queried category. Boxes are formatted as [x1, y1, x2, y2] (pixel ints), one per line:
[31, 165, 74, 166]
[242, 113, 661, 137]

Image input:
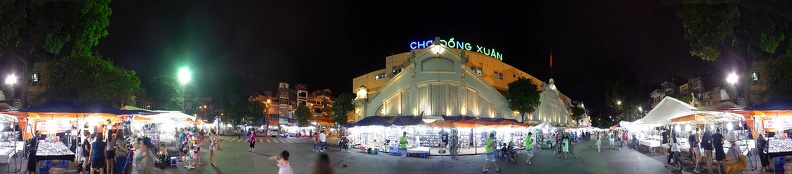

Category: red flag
[549, 49, 553, 67]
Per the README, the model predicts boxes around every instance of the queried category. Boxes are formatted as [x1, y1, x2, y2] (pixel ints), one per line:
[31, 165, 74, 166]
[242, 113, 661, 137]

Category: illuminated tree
[506, 78, 541, 123]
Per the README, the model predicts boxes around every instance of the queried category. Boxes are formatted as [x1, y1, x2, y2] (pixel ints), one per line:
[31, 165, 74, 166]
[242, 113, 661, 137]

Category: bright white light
[710, 124, 715, 131]
[178, 68, 191, 85]
[727, 73, 738, 85]
[5, 74, 16, 85]
[727, 122, 733, 131]
[431, 45, 444, 54]
[638, 107, 643, 112]
[685, 124, 692, 132]
[675, 125, 681, 132]
[617, 101, 622, 105]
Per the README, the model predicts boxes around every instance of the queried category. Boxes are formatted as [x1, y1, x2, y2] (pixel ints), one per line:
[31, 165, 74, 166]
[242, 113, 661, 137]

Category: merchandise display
[36, 142, 75, 161]
[769, 139, 792, 154]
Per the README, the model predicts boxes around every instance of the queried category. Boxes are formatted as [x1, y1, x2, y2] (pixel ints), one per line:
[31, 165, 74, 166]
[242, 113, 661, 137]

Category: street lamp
[638, 106, 643, 112]
[726, 72, 738, 85]
[178, 68, 191, 112]
[4, 74, 16, 86]
[617, 100, 622, 105]
[5, 74, 17, 102]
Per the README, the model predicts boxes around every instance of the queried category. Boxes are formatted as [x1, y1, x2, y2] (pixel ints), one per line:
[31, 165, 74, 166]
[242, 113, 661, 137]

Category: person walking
[89, 132, 107, 174]
[105, 131, 116, 174]
[210, 133, 218, 167]
[712, 128, 725, 174]
[701, 128, 714, 173]
[615, 131, 622, 151]
[399, 132, 408, 157]
[525, 132, 534, 165]
[689, 129, 702, 173]
[482, 133, 501, 173]
[312, 133, 319, 152]
[269, 150, 293, 174]
[319, 131, 327, 152]
[249, 131, 256, 152]
[134, 137, 156, 174]
[596, 133, 602, 152]
[608, 131, 615, 150]
[115, 131, 129, 174]
[758, 131, 770, 173]
[562, 133, 570, 159]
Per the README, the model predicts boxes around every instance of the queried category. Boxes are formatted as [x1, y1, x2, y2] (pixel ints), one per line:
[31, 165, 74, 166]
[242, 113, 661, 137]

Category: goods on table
[769, 139, 792, 154]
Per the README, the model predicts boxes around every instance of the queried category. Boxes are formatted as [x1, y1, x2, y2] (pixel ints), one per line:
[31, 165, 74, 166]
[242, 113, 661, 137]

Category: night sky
[34, 0, 743, 116]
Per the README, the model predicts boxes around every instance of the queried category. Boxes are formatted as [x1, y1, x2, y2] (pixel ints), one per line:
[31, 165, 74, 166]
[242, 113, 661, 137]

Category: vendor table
[639, 140, 661, 153]
[406, 147, 431, 158]
[0, 141, 24, 164]
[36, 142, 75, 174]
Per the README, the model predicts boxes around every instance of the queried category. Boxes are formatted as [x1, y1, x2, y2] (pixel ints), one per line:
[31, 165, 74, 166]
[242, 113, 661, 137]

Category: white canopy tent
[633, 97, 698, 126]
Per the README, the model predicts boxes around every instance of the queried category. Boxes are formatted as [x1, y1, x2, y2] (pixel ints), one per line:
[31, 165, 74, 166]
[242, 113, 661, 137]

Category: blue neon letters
[409, 37, 503, 60]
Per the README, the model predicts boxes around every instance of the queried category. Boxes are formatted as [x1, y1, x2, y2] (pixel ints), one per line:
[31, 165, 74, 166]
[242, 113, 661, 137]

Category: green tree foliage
[147, 75, 183, 111]
[220, 74, 249, 125]
[1, 0, 113, 107]
[765, 53, 792, 98]
[570, 107, 586, 124]
[604, 68, 645, 121]
[678, 94, 694, 104]
[295, 105, 313, 127]
[247, 100, 267, 124]
[331, 93, 355, 124]
[43, 55, 142, 107]
[678, 0, 792, 102]
[506, 78, 541, 123]
[0, 0, 112, 57]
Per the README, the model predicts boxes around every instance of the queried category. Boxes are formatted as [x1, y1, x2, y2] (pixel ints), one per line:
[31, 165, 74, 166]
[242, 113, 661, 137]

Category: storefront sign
[765, 119, 792, 129]
[409, 37, 504, 60]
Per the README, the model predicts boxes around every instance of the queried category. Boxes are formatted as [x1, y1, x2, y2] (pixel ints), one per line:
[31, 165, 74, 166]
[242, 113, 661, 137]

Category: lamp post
[5, 74, 17, 103]
[178, 68, 191, 112]
[616, 100, 622, 120]
[726, 72, 738, 102]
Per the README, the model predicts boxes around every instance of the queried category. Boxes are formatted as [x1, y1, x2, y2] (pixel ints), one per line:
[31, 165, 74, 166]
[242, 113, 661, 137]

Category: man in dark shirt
[701, 129, 714, 173]
[661, 129, 669, 144]
[712, 129, 725, 174]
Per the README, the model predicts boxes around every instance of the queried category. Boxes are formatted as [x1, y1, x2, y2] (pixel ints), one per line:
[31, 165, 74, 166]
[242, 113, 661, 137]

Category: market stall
[739, 98, 792, 157]
[347, 116, 530, 156]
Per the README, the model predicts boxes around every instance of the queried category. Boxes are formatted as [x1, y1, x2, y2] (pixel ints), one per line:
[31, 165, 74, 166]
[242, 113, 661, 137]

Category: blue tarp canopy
[441, 115, 522, 123]
[350, 116, 423, 127]
[17, 100, 141, 115]
[745, 98, 792, 110]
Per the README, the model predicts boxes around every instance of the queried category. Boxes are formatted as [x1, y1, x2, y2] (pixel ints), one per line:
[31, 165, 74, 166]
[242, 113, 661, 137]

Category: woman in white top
[210, 133, 218, 168]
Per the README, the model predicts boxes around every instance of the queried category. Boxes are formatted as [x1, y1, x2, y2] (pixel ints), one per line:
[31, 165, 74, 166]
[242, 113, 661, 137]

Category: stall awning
[746, 98, 792, 110]
[633, 97, 698, 126]
[17, 100, 141, 115]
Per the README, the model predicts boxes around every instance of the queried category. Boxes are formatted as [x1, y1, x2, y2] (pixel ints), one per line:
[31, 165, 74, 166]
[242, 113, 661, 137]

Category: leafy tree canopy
[146, 75, 183, 111]
[332, 93, 355, 124]
[220, 74, 249, 125]
[571, 107, 586, 124]
[296, 105, 313, 127]
[0, 0, 112, 58]
[506, 77, 541, 123]
[43, 55, 142, 107]
[604, 68, 645, 121]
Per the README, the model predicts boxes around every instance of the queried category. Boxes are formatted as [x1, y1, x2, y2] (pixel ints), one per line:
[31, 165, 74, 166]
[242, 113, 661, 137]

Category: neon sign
[409, 37, 503, 60]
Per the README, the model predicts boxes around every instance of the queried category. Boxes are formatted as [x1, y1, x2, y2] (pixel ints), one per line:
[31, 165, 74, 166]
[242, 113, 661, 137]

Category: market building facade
[352, 37, 574, 126]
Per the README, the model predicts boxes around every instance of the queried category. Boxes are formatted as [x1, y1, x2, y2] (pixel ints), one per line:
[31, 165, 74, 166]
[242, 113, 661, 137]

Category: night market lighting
[178, 67, 191, 85]
[727, 72, 738, 85]
[5, 74, 17, 85]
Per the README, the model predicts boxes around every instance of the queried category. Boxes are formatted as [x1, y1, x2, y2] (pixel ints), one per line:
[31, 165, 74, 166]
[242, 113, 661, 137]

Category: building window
[752, 72, 760, 82]
[375, 73, 387, 80]
[476, 67, 482, 76]
[499, 73, 503, 79]
[494, 71, 499, 79]
[392, 66, 403, 74]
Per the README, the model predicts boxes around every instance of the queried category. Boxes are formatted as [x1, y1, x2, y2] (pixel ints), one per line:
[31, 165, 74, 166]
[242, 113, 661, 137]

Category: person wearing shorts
[90, 132, 108, 174]
[525, 132, 534, 164]
[482, 133, 500, 173]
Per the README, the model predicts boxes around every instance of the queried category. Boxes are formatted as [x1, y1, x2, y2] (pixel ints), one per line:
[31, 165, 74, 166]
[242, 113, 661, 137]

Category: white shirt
[319, 133, 326, 142]
[278, 162, 293, 174]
